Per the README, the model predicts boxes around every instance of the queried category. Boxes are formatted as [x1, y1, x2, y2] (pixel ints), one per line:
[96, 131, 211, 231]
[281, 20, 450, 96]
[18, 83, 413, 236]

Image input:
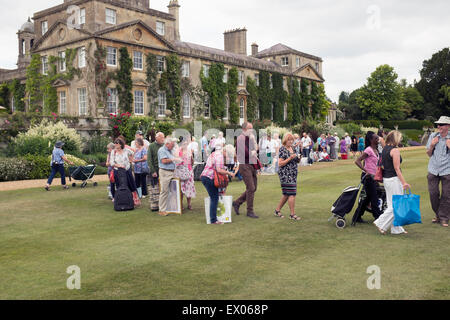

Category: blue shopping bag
[393, 190, 422, 227]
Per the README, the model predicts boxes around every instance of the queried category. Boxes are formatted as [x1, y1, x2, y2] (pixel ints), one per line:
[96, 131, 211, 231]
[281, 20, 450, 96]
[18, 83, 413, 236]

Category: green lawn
[0, 148, 448, 300]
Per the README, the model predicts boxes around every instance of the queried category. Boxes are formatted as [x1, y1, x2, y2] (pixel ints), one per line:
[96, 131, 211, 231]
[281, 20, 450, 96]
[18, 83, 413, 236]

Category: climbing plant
[94, 44, 115, 113]
[146, 53, 159, 117]
[246, 76, 258, 123]
[271, 73, 287, 124]
[300, 78, 310, 119]
[116, 47, 133, 114]
[310, 82, 330, 120]
[200, 62, 227, 120]
[26, 54, 43, 113]
[9, 79, 26, 112]
[0, 83, 9, 110]
[258, 71, 272, 120]
[227, 67, 239, 124]
[159, 54, 182, 121]
[289, 78, 302, 124]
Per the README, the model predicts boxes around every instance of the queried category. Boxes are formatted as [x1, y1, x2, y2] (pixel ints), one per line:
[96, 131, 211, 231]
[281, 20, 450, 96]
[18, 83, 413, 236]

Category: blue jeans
[47, 163, 66, 186]
[201, 176, 219, 224]
[303, 149, 312, 164]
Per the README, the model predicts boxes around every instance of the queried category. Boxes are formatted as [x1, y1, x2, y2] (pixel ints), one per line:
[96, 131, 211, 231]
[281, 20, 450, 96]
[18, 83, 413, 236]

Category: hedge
[336, 120, 433, 130]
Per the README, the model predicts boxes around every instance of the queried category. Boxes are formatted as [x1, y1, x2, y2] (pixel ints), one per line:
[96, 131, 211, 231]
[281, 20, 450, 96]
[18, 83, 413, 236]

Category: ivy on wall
[9, 79, 26, 112]
[300, 78, 310, 120]
[246, 76, 258, 123]
[94, 45, 115, 113]
[145, 53, 159, 117]
[227, 67, 239, 124]
[310, 82, 330, 121]
[271, 72, 287, 124]
[200, 63, 227, 120]
[257, 71, 272, 121]
[0, 82, 10, 110]
[159, 54, 182, 121]
[116, 47, 133, 114]
[26, 54, 43, 113]
[288, 78, 301, 124]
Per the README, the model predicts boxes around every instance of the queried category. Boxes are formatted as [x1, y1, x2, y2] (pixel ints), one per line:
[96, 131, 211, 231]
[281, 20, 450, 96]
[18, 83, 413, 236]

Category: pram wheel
[72, 183, 77, 188]
[336, 218, 346, 229]
[93, 182, 98, 187]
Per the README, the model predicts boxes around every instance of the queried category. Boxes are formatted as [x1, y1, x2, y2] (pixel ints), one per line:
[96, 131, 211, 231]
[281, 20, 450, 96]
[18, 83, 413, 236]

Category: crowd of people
[45, 116, 450, 232]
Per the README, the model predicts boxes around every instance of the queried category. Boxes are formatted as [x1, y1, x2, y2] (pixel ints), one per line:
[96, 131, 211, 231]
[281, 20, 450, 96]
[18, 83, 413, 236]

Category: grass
[0, 148, 448, 300]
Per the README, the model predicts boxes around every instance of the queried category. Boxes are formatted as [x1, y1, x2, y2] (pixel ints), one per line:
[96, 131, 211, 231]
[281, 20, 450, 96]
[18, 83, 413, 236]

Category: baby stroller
[328, 174, 385, 229]
[69, 165, 98, 188]
[351, 182, 387, 226]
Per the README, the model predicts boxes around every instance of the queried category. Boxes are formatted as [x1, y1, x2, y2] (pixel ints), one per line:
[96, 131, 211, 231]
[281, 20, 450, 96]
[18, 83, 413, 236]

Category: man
[201, 133, 209, 162]
[233, 122, 259, 219]
[426, 116, 450, 228]
[326, 133, 337, 160]
[131, 130, 150, 151]
[301, 132, 312, 165]
[148, 132, 165, 212]
[345, 133, 352, 154]
[334, 133, 340, 159]
[158, 137, 177, 217]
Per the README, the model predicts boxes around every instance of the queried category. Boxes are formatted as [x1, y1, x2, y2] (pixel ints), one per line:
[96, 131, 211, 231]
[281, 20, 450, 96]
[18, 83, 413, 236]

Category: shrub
[0, 157, 32, 182]
[13, 135, 52, 156]
[13, 119, 83, 155]
[341, 123, 363, 135]
[83, 134, 112, 155]
[22, 154, 51, 179]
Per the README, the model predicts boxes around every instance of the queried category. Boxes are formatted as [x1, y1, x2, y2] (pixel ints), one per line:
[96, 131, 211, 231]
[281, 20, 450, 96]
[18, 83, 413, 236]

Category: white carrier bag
[205, 196, 233, 224]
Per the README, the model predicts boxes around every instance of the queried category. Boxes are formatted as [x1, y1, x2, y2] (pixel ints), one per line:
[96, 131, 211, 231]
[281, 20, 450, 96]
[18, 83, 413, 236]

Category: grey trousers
[427, 173, 450, 223]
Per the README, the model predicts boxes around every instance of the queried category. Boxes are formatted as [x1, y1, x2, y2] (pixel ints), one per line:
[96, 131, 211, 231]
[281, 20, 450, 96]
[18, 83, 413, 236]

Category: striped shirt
[201, 151, 225, 180]
[427, 132, 450, 176]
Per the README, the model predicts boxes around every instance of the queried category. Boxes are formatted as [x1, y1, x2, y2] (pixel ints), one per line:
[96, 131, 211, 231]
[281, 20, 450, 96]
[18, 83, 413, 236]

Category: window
[315, 63, 320, 72]
[238, 70, 244, 86]
[254, 73, 259, 86]
[59, 51, 66, 72]
[157, 56, 165, 73]
[134, 90, 144, 115]
[11, 97, 15, 113]
[133, 51, 143, 70]
[204, 96, 210, 118]
[79, 8, 86, 25]
[183, 93, 191, 118]
[283, 103, 287, 121]
[240, 98, 245, 119]
[78, 47, 86, 68]
[21, 40, 25, 55]
[42, 56, 48, 75]
[105, 8, 116, 25]
[224, 97, 229, 120]
[41, 21, 48, 35]
[223, 68, 228, 83]
[78, 88, 87, 116]
[296, 57, 300, 68]
[107, 47, 117, 66]
[107, 88, 118, 114]
[281, 57, 289, 67]
[203, 64, 210, 78]
[158, 91, 166, 117]
[156, 21, 165, 36]
[59, 91, 67, 114]
[182, 61, 190, 78]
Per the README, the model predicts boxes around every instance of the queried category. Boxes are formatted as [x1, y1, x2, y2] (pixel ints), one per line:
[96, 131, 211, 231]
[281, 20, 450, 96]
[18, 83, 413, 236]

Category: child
[106, 143, 115, 201]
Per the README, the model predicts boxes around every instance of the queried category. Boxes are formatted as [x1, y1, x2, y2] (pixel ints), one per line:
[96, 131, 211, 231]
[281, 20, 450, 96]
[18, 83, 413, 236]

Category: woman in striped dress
[274, 133, 302, 221]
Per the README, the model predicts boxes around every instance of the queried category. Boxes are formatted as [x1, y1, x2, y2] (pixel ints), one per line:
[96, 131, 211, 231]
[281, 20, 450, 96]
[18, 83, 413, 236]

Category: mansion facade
[0, 0, 325, 125]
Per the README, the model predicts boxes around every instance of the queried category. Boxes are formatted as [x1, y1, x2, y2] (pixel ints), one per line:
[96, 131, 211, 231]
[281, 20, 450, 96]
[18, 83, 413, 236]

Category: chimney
[251, 43, 258, 56]
[224, 28, 247, 55]
[168, 0, 180, 41]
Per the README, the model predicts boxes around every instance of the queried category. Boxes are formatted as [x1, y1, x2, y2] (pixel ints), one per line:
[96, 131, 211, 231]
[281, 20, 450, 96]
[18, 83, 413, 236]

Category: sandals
[432, 218, 441, 224]
[274, 210, 285, 219]
[45, 186, 50, 191]
[442, 222, 449, 228]
[289, 215, 301, 221]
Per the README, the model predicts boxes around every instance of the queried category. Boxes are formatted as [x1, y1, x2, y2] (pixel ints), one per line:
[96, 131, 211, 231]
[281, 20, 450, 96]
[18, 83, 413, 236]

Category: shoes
[212, 221, 224, 225]
[159, 212, 168, 217]
[45, 186, 50, 191]
[247, 213, 259, 219]
[232, 202, 240, 215]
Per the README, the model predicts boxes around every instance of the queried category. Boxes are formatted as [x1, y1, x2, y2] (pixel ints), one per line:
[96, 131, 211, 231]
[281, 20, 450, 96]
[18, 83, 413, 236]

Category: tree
[415, 48, 450, 119]
[346, 89, 363, 120]
[356, 64, 404, 120]
[246, 76, 258, 123]
[310, 82, 330, 120]
[116, 47, 133, 113]
[402, 85, 425, 119]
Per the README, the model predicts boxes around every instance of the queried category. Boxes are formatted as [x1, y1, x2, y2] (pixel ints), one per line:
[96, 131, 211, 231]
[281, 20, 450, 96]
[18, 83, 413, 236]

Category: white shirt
[345, 136, 352, 145]
[188, 141, 199, 155]
[131, 139, 150, 150]
[334, 136, 340, 148]
[301, 137, 312, 149]
[215, 137, 226, 149]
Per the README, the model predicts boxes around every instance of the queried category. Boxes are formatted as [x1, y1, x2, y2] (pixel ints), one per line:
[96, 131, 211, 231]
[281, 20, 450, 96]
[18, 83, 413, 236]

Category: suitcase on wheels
[193, 163, 205, 181]
[114, 169, 134, 212]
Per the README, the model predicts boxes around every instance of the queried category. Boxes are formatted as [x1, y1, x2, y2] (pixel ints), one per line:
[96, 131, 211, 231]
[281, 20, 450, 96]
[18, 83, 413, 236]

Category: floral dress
[278, 146, 300, 196]
[177, 149, 196, 199]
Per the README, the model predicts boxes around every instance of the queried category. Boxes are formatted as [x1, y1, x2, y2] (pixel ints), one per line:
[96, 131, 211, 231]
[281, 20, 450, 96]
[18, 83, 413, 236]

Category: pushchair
[351, 182, 387, 226]
[328, 175, 386, 229]
[69, 165, 98, 188]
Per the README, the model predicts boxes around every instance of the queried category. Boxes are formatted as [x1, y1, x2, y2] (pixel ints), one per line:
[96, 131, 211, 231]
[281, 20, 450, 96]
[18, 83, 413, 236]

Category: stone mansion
[0, 0, 325, 125]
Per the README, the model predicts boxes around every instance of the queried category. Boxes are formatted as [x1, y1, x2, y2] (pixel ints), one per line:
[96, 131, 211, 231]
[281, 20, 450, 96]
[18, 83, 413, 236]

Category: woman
[45, 141, 75, 191]
[106, 143, 116, 201]
[274, 133, 301, 221]
[133, 138, 149, 199]
[110, 138, 137, 198]
[351, 135, 358, 158]
[201, 145, 238, 225]
[358, 136, 365, 154]
[377, 129, 386, 153]
[373, 131, 410, 235]
[175, 140, 196, 210]
[353, 132, 382, 223]
[340, 137, 348, 160]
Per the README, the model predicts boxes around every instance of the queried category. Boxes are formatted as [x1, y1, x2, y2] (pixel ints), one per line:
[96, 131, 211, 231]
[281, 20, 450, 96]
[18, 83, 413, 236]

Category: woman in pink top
[175, 141, 196, 210]
[353, 131, 382, 223]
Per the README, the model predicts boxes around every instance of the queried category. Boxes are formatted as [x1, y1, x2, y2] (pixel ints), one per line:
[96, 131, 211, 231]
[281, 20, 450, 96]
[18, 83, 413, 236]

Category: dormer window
[106, 8, 116, 25]
[281, 57, 289, 67]
[156, 21, 165, 36]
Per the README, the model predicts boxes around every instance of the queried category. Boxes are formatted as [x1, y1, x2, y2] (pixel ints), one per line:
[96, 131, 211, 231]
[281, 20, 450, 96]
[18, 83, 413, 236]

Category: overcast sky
[1, 0, 449, 102]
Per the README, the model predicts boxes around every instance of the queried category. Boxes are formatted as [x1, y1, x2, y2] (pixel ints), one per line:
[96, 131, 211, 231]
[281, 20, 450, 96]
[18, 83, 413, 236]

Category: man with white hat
[426, 116, 450, 227]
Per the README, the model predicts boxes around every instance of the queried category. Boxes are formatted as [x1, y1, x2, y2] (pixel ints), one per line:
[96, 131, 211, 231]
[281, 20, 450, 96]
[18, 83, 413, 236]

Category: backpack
[114, 169, 134, 212]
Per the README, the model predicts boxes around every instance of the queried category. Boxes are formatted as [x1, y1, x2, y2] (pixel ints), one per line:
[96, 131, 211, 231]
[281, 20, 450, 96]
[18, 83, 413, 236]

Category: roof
[256, 43, 322, 62]
[20, 17, 35, 33]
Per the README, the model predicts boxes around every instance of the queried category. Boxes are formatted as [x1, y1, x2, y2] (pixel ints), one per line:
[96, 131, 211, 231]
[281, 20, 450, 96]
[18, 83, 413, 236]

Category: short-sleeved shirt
[301, 137, 312, 149]
[131, 139, 150, 150]
[134, 148, 149, 174]
[50, 148, 65, 165]
[363, 146, 379, 175]
[158, 146, 176, 171]
[427, 132, 450, 176]
[201, 151, 225, 180]
[111, 149, 134, 171]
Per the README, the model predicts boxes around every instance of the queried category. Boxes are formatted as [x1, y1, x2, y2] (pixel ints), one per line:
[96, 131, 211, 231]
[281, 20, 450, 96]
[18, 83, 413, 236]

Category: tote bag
[205, 196, 233, 224]
[393, 190, 422, 227]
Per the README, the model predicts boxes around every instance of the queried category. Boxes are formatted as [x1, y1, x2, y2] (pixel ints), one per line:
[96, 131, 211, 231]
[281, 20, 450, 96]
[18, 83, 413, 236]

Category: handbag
[109, 170, 115, 183]
[393, 189, 421, 227]
[175, 164, 191, 181]
[132, 191, 141, 207]
[374, 155, 383, 182]
[214, 170, 229, 189]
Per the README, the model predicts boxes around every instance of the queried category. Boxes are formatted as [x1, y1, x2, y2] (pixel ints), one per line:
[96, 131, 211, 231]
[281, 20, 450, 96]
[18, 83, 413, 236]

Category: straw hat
[435, 116, 450, 125]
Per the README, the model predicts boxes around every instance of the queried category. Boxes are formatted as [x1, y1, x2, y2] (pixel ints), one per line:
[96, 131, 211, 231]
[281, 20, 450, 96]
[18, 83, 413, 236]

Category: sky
[1, 0, 449, 102]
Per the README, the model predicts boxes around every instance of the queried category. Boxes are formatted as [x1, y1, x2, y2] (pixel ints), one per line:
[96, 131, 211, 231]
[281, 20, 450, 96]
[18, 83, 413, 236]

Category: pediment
[294, 64, 324, 82]
[33, 21, 92, 51]
[96, 20, 175, 52]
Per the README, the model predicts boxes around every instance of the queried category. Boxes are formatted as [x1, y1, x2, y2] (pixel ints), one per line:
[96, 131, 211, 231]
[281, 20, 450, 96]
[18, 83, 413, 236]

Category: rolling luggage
[114, 169, 134, 212]
[193, 163, 205, 181]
